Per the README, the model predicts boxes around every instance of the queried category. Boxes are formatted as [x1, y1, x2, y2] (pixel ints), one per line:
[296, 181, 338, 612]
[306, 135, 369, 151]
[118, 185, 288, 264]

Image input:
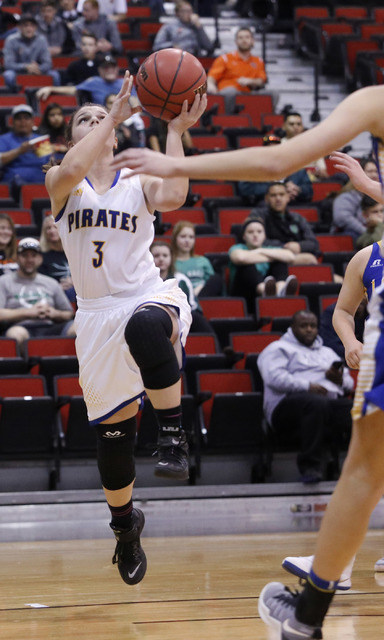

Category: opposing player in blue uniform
[45, 71, 207, 586]
[112, 86, 384, 637]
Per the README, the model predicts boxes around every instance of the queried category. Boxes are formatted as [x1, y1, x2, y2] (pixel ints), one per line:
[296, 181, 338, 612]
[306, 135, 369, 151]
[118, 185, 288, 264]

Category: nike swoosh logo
[128, 562, 142, 579]
[157, 461, 169, 466]
[282, 619, 310, 637]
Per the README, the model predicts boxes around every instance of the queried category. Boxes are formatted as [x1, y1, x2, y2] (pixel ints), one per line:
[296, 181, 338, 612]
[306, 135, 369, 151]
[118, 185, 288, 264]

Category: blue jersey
[362, 241, 384, 301]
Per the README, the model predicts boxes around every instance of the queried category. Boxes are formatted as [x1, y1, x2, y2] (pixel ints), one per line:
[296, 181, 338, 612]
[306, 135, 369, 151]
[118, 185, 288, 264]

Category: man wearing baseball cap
[0, 237, 75, 351]
[3, 13, 60, 92]
[36, 52, 139, 107]
[0, 104, 52, 191]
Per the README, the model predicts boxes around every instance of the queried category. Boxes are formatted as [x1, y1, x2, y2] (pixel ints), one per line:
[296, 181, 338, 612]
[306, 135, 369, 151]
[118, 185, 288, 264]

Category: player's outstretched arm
[113, 85, 384, 181]
[330, 151, 384, 203]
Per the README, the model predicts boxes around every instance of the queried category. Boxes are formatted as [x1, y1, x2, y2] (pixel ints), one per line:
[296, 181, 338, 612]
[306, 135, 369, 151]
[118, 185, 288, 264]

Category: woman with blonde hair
[0, 213, 17, 275]
[39, 214, 75, 302]
[170, 220, 222, 297]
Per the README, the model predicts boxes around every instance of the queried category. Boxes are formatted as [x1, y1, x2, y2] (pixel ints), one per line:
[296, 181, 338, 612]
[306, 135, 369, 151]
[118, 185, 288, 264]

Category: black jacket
[253, 207, 320, 256]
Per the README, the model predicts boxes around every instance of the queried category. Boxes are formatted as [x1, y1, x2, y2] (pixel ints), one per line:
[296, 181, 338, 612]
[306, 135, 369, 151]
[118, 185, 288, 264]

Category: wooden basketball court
[2, 529, 384, 639]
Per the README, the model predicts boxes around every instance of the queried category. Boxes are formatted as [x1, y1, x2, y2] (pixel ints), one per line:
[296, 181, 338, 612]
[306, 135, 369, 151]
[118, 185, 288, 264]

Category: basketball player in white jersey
[110, 86, 384, 637]
[45, 71, 207, 587]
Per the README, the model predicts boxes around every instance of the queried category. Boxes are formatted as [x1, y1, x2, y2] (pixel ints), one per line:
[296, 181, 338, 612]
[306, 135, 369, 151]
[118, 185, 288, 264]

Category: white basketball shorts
[74, 278, 192, 425]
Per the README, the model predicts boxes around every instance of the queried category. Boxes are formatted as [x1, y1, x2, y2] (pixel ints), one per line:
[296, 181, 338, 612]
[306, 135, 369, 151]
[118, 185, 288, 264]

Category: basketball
[136, 48, 207, 122]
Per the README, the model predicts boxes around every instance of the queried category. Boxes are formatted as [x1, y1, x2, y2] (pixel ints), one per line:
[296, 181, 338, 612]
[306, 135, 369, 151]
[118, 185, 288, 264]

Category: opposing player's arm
[118, 85, 384, 181]
[333, 247, 369, 368]
[330, 151, 384, 202]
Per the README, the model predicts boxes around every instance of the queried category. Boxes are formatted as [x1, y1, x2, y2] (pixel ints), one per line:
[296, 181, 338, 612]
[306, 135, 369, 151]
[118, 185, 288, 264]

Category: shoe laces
[112, 536, 141, 565]
[275, 585, 301, 608]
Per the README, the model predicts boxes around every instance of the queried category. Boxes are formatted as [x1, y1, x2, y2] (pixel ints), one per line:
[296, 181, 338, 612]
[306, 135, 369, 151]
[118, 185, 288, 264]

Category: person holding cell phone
[257, 310, 355, 484]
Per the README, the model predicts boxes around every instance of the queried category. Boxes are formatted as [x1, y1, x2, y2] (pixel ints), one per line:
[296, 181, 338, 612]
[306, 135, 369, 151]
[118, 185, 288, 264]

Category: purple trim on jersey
[85, 170, 121, 191]
[363, 287, 384, 413]
[89, 391, 145, 426]
[55, 200, 68, 223]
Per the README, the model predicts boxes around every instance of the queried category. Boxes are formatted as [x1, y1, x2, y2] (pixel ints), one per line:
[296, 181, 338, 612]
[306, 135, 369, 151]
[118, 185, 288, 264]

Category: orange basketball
[136, 48, 207, 122]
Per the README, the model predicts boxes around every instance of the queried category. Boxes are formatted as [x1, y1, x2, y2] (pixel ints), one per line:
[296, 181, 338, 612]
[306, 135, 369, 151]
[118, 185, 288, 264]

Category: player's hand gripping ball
[136, 48, 207, 122]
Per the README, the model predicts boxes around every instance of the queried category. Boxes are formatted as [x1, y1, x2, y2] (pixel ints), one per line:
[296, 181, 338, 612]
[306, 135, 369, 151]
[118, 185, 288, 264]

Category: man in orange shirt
[207, 27, 270, 113]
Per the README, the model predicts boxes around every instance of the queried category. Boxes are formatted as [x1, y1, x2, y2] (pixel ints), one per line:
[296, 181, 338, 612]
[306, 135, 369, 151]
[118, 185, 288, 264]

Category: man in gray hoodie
[258, 310, 354, 483]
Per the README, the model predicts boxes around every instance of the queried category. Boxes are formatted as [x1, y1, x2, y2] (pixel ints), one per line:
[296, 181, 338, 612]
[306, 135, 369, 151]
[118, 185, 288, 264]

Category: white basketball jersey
[55, 169, 162, 299]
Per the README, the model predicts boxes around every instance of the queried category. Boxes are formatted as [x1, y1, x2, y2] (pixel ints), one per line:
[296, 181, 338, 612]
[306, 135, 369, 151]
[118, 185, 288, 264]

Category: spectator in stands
[38, 102, 68, 162]
[207, 26, 270, 113]
[71, 0, 123, 55]
[0, 105, 53, 197]
[3, 13, 61, 92]
[150, 240, 215, 333]
[228, 217, 298, 313]
[355, 195, 384, 250]
[36, 0, 74, 57]
[147, 115, 197, 156]
[0, 214, 17, 276]
[153, 1, 213, 57]
[0, 237, 75, 351]
[280, 111, 329, 182]
[253, 182, 319, 265]
[36, 53, 138, 107]
[77, 0, 128, 22]
[258, 310, 354, 483]
[57, 0, 80, 26]
[171, 220, 223, 297]
[332, 156, 379, 242]
[0, 4, 19, 39]
[60, 32, 100, 84]
[39, 214, 76, 303]
[238, 134, 313, 205]
[105, 93, 145, 150]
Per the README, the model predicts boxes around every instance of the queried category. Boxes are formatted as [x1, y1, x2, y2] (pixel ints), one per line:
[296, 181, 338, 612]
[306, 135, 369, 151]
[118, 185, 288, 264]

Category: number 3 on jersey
[92, 241, 105, 268]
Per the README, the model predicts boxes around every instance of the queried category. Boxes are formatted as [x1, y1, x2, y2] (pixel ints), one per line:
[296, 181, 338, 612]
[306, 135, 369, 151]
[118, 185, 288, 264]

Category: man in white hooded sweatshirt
[258, 310, 354, 483]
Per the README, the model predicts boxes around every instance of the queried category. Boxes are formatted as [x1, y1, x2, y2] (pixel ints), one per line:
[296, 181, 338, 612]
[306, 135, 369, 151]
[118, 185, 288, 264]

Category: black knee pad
[125, 305, 180, 390]
[96, 417, 136, 491]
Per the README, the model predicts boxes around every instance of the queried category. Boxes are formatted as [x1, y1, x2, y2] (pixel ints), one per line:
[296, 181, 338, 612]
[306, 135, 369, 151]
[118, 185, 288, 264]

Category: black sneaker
[154, 429, 189, 480]
[110, 508, 147, 585]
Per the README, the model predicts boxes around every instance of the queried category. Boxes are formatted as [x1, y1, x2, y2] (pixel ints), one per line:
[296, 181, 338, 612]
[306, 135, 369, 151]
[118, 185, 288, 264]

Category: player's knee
[96, 418, 136, 490]
[125, 305, 180, 389]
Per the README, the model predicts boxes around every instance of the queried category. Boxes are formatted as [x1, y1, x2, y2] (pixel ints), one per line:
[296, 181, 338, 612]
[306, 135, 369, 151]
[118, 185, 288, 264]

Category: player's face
[176, 227, 195, 254]
[151, 246, 172, 276]
[363, 161, 379, 181]
[0, 220, 13, 249]
[292, 314, 318, 346]
[265, 185, 290, 213]
[81, 36, 98, 59]
[70, 106, 112, 145]
[243, 222, 265, 248]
